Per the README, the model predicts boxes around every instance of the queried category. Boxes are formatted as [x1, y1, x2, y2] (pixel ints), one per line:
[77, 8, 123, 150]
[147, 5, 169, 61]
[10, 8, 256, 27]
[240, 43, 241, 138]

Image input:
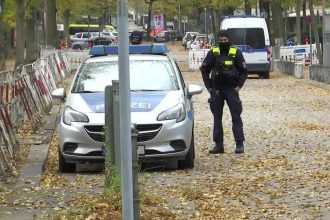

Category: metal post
[309, 22, 312, 68]
[178, 4, 181, 34]
[204, 8, 207, 35]
[117, 0, 133, 219]
[131, 124, 140, 220]
[105, 85, 115, 165]
[112, 80, 121, 167]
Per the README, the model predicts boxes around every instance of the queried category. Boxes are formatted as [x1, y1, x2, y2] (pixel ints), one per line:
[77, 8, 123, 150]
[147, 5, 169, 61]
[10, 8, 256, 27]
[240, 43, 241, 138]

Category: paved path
[0, 43, 329, 219]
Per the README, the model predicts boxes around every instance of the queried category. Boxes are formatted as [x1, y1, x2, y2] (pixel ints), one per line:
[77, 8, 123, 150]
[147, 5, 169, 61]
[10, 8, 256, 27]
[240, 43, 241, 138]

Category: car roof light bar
[89, 43, 169, 56]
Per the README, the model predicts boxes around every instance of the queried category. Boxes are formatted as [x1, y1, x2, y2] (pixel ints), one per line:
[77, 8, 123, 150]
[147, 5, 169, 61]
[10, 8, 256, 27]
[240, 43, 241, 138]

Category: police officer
[130, 30, 143, 45]
[200, 30, 247, 154]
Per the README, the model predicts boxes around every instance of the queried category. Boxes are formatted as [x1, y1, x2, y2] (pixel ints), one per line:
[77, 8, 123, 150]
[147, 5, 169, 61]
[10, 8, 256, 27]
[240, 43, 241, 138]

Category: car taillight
[267, 46, 271, 62]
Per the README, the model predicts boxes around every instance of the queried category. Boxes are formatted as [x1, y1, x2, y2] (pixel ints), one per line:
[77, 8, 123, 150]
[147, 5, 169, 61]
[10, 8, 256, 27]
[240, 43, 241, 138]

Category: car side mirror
[187, 84, 203, 99]
[52, 88, 66, 101]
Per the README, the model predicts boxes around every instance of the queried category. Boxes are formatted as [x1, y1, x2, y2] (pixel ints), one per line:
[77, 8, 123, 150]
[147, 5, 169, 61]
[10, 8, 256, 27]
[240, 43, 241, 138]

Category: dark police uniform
[200, 44, 247, 151]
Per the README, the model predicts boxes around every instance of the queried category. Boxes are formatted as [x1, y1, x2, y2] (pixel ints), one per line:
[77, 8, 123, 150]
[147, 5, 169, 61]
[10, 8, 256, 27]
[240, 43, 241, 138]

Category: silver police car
[52, 44, 203, 172]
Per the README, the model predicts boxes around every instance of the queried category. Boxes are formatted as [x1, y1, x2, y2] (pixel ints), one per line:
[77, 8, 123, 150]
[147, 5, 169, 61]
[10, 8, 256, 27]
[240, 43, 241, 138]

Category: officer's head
[217, 30, 230, 50]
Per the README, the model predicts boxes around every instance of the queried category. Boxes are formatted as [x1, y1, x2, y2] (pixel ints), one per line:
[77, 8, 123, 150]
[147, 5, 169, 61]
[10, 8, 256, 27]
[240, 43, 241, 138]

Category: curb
[15, 103, 61, 188]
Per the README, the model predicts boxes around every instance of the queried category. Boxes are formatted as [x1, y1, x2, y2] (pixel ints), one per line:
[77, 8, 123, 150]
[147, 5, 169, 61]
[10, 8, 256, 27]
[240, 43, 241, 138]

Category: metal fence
[0, 51, 71, 178]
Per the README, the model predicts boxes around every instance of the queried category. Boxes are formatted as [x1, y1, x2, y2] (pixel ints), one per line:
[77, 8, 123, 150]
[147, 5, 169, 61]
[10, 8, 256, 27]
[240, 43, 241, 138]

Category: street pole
[322, 0, 326, 65]
[117, 0, 133, 219]
[178, 4, 181, 34]
[204, 8, 207, 35]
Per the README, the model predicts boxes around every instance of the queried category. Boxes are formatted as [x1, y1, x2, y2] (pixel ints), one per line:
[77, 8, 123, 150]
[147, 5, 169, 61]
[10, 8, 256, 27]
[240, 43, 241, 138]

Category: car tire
[178, 132, 195, 169]
[262, 71, 270, 79]
[58, 150, 76, 173]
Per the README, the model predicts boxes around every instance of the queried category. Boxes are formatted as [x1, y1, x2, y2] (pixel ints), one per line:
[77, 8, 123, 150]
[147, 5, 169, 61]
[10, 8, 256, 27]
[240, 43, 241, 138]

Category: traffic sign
[182, 16, 188, 23]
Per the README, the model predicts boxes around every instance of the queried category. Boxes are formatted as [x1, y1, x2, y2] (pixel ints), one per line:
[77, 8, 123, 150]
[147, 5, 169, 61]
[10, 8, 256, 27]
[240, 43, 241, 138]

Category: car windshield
[71, 60, 178, 93]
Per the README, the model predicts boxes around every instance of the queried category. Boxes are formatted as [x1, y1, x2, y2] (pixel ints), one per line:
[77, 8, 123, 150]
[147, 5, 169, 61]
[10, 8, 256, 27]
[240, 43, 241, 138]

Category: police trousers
[208, 88, 245, 143]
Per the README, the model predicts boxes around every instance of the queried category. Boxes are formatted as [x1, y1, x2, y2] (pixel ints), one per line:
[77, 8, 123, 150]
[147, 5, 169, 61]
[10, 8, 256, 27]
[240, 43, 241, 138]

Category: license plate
[137, 145, 145, 155]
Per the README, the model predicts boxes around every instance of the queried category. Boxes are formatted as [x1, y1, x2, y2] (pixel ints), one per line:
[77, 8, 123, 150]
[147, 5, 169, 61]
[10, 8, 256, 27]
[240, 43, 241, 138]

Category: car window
[82, 33, 90, 38]
[71, 60, 178, 93]
[227, 28, 265, 49]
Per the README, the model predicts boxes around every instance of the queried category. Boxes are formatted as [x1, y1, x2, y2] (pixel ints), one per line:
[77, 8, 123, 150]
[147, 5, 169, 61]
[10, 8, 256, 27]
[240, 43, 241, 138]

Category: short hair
[217, 30, 229, 39]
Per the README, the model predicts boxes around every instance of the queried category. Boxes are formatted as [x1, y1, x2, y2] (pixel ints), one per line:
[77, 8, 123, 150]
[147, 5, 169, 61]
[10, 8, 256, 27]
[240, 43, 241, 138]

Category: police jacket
[200, 45, 247, 90]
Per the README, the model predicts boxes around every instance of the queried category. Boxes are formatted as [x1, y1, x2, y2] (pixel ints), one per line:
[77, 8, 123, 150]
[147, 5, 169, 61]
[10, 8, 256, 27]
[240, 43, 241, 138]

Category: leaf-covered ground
[0, 43, 329, 219]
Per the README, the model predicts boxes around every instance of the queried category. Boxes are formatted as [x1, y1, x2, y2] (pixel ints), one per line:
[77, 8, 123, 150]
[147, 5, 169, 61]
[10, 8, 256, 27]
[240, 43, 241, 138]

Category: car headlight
[63, 106, 89, 125]
[157, 103, 186, 123]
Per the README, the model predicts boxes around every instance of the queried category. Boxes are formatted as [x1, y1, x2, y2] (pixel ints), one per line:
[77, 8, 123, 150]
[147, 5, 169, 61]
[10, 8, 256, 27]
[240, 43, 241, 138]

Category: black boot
[235, 141, 244, 154]
[209, 142, 224, 154]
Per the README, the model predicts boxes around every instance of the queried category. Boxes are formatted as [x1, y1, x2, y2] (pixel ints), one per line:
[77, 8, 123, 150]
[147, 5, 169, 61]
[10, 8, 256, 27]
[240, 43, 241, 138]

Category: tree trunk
[45, 0, 58, 48]
[63, 9, 70, 47]
[259, 0, 271, 41]
[308, 0, 323, 64]
[245, 0, 252, 15]
[302, 0, 307, 39]
[296, 0, 302, 44]
[0, 0, 6, 70]
[25, 7, 37, 64]
[211, 8, 216, 36]
[15, 0, 25, 68]
[271, 0, 284, 46]
[146, 0, 153, 39]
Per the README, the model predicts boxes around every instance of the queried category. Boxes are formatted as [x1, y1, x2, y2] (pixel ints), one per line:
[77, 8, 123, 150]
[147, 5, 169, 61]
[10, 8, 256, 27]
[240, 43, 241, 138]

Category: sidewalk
[16, 102, 61, 189]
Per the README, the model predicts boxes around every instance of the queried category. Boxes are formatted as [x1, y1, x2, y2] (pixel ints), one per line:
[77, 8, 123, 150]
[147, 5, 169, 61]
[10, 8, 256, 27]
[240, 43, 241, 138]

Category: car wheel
[262, 71, 270, 79]
[178, 132, 195, 169]
[58, 150, 76, 173]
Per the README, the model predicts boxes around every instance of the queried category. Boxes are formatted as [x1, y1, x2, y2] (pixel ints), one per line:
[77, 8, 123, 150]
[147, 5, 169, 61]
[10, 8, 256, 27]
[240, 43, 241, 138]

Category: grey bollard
[294, 63, 303, 79]
[131, 124, 140, 220]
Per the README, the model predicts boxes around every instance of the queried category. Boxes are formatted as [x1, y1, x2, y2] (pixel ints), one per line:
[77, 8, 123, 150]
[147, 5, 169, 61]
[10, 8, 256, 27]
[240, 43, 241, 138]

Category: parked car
[154, 30, 182, 42]
[186, 34, 208, 50]
[189, 34, 209, 49]
[220, 16, 271, 79]
[182, 31, 199, 48]
[51, 44, 203, 172]
[71, 33, 116, 50]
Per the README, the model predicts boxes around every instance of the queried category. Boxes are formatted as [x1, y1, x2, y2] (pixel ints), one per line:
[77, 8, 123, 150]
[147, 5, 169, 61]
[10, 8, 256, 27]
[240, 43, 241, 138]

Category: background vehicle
[154, 30, 182, 42]
[182, 31, 199, 48]
[52, 44, 203, 172]
[70, 32, 116, 49]
[220, 16, 271, 79]
[69, 24, 116, 36]
[188, 34, 209, 49]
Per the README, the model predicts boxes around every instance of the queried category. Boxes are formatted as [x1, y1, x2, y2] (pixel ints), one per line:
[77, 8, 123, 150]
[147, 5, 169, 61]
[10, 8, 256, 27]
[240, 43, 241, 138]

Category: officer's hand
[234, 86, 240, 93]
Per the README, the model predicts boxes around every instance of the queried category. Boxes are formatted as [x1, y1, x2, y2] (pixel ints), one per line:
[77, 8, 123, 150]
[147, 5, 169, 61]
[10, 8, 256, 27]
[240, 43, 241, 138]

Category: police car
[52, 44, 203, 172]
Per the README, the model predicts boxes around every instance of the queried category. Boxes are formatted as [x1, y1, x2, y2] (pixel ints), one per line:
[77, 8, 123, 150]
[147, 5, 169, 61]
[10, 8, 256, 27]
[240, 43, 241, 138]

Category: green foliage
[3, 0, 15, 28]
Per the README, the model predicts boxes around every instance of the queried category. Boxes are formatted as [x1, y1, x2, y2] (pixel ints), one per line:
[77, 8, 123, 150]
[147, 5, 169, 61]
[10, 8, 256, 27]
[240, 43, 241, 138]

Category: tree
[15, 0, 25, 67]
[44, 0, 57, 48]
[308, 0, 322, 64]
[295, 0, 302, 44]
[145, 0, 157, 39]
[0, 0, 5, 70]
[25, 0, 42, 64]
[271, 0, 284, 46]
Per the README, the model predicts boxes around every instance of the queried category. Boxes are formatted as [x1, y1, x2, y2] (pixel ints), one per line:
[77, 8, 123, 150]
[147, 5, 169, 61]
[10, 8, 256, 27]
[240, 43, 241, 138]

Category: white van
[220, 16, 271, 78]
